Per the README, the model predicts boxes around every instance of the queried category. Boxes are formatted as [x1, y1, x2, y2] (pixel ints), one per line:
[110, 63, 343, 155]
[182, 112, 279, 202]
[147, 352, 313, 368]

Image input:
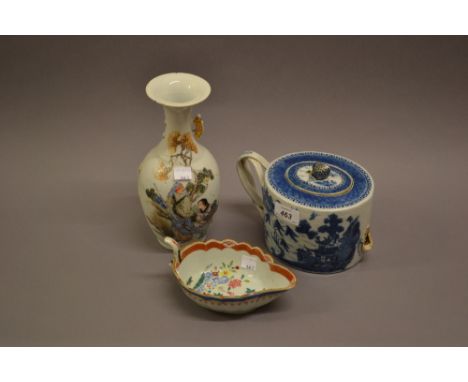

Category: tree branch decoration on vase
[145, 167, 218, 243]
[145, 117, 217, 243]
[155, 116, 204, 181]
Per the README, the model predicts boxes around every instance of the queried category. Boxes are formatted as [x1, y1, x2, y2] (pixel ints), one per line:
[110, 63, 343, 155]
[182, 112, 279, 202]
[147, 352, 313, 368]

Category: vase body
[138, 73, 220, 249]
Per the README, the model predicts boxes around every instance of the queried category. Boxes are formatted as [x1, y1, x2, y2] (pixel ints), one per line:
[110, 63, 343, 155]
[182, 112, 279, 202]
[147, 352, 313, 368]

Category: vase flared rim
[146, 72, 211, 108]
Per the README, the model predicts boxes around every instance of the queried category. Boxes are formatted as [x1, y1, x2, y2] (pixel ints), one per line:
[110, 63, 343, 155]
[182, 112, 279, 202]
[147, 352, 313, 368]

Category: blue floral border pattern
[262, 188, 361, 273]
[266, 152, 373, 209]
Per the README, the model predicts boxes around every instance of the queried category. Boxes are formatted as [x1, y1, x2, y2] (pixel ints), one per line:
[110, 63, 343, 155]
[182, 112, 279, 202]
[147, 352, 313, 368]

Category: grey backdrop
[0, 36, 467, 346]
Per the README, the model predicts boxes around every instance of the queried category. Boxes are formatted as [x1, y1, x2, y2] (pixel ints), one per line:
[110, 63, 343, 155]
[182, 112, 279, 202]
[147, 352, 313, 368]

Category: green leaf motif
[193, 273, 205, 290]
[186, 276, 193, 286]
[186, 183, 195, 193]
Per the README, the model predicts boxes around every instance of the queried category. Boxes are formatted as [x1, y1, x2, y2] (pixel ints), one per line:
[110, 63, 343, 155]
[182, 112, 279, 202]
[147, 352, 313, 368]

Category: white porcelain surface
[146, 72, 211, 108]
[237, 151, 374, 273]
[165, 238, 297, 314]
[138, 73, 220, 249]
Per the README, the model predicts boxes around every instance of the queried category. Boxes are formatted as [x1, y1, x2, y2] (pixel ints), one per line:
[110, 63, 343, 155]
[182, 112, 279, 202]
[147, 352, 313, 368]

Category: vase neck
[163, 106, 193, 137]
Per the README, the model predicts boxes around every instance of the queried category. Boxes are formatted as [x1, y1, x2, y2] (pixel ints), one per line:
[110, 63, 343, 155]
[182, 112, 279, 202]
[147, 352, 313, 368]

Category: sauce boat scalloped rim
[165, 238, 297, 314]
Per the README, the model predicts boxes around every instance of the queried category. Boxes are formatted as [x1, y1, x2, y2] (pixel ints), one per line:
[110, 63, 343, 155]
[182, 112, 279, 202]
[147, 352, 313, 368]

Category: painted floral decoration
[189, 260, 255, 297]
[167, 131, 198, 165]
[144, 113, 217, 243]
[155, 162, 171, 181]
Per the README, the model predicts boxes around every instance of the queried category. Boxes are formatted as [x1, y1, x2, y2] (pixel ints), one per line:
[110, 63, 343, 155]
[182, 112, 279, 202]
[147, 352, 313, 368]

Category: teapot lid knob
[311, 162, 331, 180]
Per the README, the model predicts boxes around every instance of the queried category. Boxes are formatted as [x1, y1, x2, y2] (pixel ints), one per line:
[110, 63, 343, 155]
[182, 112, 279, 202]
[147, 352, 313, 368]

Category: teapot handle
[236, 151, 270, 218]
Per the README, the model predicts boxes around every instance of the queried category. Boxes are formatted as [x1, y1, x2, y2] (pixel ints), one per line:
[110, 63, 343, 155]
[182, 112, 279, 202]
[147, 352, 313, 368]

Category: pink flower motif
[228, 278, 242, 289]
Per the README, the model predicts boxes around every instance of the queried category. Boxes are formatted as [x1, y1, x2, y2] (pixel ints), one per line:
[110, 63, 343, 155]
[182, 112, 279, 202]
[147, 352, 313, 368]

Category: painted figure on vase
[138, 73, 220, 249]
[144, 115, 218, 243]
[145, 168, 218, 242]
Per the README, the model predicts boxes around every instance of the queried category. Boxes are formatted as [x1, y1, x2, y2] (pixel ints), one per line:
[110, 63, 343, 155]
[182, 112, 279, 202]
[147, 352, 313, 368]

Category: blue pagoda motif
[270, 218, 287, 258]
[262, 187, 362, 273]
[284, 226, 298, 242]
[293, 214, 360, 272]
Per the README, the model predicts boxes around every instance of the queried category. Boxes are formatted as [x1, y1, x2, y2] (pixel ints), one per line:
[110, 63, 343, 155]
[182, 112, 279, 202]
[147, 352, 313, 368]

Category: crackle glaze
[237, 151, 374, 273]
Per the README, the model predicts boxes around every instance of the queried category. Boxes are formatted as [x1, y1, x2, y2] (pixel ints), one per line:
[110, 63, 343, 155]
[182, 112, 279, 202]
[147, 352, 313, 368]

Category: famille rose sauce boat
[164, 237, 297, 314]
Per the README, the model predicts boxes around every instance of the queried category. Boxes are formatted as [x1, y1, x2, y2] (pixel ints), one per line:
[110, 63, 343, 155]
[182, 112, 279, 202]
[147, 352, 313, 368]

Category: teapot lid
[266, 151, 373, 209]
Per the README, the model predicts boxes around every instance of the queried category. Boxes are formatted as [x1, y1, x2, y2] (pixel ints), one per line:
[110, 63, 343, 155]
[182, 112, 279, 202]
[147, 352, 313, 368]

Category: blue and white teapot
[237, 151, 374, 273]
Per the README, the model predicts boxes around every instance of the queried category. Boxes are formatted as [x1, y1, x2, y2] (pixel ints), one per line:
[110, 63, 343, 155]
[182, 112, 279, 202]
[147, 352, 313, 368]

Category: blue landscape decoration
[263, 187, 361, 273]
